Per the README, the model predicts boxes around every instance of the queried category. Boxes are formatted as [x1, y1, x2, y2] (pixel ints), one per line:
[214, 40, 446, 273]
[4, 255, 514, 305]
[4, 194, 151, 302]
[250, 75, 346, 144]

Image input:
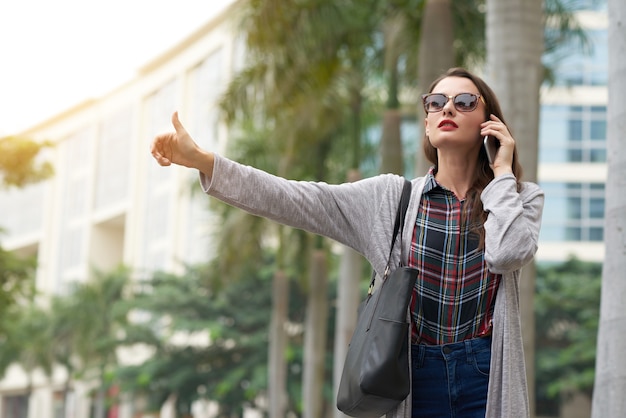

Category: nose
[441, 97, 455, 115]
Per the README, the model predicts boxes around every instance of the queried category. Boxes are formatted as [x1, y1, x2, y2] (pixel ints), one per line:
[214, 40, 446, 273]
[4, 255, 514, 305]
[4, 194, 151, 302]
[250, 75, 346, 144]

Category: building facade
[537, 0, 608, 263]
[0, 5, 243, 418]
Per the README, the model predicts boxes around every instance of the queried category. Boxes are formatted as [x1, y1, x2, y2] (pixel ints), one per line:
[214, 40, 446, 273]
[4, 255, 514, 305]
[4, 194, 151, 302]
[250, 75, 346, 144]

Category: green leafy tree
[0, 134, 53, 374]
[115, 259, 337, 416]
[2, 303, 54, 391]
[61, 266, 131, 418]
[535, 257, 601, 416]
[0, 244, 38, 390]
[47, 292, 91, 418]
[0, 136, 53, 188]
[0, 245, 36, 344]
[221, 1, 381, 414]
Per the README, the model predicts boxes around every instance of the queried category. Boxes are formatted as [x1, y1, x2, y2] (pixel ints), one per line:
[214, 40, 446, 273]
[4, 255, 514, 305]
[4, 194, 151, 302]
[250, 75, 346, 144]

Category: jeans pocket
[472, 347, 491, 377]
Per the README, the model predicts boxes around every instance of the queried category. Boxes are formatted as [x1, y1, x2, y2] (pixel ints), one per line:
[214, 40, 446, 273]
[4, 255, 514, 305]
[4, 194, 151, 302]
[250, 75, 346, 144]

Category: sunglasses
[421, 93, 485, 113]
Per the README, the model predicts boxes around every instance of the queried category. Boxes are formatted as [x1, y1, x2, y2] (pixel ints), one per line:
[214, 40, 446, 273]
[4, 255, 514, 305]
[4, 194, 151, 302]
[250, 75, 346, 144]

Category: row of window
[540, 182, 605, 242]
[539, 7, 607, 243]
[539, 105, 607, 163]
[544, 28, 608, 87]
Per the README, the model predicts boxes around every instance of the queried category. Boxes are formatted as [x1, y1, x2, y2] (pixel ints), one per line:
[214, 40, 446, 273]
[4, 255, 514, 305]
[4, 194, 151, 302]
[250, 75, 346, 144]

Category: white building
[0, 4, 243, 417]
[536, 2, 608, 263]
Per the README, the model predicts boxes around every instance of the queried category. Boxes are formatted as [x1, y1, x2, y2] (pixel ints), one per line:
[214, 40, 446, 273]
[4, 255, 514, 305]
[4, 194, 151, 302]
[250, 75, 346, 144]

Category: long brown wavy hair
[422, 67, 523, 248]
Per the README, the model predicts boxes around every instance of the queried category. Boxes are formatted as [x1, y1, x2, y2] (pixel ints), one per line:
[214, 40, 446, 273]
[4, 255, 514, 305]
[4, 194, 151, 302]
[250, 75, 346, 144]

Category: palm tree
[485, 0, 544, 415]
[0, 245, 36, 356]
[222, 1, 340, 416]
[3, 303, 54, 415]
[66, 267, 130, 418]
[591, 0, 626, 415]
[47, 292, 89, 418]
[221, 1, 384, 415]
[415, 0, 455, 175]
[379, 1, 418, 175]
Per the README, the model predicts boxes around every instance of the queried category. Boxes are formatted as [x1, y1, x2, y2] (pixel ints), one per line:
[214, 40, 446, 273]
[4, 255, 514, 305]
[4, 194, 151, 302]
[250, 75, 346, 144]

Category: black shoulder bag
[337, 179, 419, 417]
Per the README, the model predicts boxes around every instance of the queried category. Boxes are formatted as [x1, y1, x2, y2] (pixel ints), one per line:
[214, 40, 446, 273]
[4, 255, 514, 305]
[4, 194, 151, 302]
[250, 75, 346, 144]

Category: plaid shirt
[409, 170, 501, 345]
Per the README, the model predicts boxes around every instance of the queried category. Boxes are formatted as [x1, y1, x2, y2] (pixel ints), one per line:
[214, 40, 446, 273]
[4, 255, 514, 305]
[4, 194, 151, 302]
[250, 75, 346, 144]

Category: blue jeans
[411, 336, 491, 418]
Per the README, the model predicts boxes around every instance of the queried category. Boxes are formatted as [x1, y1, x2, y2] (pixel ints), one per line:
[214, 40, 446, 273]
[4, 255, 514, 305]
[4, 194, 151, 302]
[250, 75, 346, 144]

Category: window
[568, 0, 607, 12]
[140, 81, 177, 271]
[95, 107, 133, 210]
[2, 394, 28, 418]
[540, 182, 605, 242]
[543, 29, 608, 87]
[539, 105, 607, 163]
[189, 48, 224, 152]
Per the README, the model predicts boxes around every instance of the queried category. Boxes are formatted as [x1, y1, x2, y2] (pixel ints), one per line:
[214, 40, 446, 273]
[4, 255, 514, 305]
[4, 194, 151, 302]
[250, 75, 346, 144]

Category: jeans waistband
[411, 336, 492, 362]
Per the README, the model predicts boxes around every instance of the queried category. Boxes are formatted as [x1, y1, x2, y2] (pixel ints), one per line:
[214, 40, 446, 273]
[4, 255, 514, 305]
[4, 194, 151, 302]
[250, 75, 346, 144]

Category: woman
[151, 67, 544, 418]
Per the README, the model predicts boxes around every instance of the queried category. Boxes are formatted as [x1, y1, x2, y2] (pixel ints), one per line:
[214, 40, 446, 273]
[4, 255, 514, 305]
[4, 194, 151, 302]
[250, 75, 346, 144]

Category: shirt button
[443, 346, 452, 354]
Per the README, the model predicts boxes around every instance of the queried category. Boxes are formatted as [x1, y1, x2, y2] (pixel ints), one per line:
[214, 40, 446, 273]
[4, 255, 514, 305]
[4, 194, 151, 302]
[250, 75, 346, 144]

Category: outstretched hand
[151, 112, 213, 173]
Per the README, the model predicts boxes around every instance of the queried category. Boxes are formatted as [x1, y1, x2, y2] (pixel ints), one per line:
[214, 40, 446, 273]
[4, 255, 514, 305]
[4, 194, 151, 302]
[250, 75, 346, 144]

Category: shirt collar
[422, 166, 439, 195]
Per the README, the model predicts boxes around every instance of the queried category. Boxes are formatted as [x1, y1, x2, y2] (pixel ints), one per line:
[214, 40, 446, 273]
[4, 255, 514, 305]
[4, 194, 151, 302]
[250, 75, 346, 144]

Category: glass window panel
[591, 106, 606, 114]
[539, 182, 605, 242]
[566, 227, 582, 241]
[540, 226, 567, 241]
[539, 148, 569, 163]
[589, 198, 605, 218]
[568, 120, 582, 141]
[567, 197, 582, 219]
[589, 148, 606, 162]
[590, 120, 606, 140]
[589, 228, 604, 241]
[567, 149, 583, 162]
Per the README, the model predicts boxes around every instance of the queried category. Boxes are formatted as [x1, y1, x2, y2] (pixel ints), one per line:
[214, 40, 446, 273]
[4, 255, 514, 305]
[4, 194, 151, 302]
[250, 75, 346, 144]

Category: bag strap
[367, 178, 412, 295]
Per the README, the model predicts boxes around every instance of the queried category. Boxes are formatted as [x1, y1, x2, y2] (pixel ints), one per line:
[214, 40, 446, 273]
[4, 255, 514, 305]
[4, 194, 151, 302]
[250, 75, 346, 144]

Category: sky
[0, 0, 235, 136]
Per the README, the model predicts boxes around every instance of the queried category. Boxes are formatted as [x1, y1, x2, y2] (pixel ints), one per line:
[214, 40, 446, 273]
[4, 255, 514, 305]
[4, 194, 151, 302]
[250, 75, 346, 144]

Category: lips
[438, 119, 458, 128]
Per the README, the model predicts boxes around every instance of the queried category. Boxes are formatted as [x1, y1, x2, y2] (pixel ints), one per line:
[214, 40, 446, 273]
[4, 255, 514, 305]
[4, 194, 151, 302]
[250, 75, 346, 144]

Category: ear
[424, 118, 429, 136]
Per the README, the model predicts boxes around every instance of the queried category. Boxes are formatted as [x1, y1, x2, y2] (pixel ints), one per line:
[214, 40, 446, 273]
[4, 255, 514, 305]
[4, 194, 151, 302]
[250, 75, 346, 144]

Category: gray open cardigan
[200, 154, 545, 418]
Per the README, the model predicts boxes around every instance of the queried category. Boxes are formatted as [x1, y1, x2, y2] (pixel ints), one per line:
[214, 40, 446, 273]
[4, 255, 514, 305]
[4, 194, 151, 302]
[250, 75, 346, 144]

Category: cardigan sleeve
[481, 174, 544, 274]
[198, 153, 404, 259]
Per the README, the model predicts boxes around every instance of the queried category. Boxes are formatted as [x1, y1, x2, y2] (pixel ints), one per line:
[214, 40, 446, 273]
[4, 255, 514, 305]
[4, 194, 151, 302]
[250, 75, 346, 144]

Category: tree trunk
[380, 109, 404, 175]
[486, 0, 543, 415]
[303, 250, 329, 418]
[415, 0, 455, 176]
[333, 170, 364, 418]
[268, 269, 289, 418]
[94, 385, 107, 418]
[591, 0, 626, 415]
[333, 245, 364, 418]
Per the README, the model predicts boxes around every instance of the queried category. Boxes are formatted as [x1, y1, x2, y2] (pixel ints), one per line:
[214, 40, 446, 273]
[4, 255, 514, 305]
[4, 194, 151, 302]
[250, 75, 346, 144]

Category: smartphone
[483, 136, 499, 165]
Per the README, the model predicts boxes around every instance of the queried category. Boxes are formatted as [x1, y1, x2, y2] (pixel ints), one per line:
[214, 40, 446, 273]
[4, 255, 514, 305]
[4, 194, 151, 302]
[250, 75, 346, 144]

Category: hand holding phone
[483, 136, 499, 165]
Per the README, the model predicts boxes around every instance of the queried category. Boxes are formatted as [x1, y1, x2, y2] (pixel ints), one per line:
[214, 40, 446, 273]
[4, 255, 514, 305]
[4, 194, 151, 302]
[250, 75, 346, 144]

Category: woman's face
[424, 76, 486, 153]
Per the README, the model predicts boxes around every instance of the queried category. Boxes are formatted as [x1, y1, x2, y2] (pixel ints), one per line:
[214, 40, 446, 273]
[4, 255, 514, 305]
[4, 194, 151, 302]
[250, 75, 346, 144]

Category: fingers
[150, 134, 172, 166]
[171, 111, 187, 136]
[481, 114, 512, 142]
[149, 111, 183, 167]
[151, 112, 191, 167]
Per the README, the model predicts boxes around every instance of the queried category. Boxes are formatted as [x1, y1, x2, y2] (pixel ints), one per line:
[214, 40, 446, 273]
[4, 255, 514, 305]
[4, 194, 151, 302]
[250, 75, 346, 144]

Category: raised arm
[482, 175, 544, 273]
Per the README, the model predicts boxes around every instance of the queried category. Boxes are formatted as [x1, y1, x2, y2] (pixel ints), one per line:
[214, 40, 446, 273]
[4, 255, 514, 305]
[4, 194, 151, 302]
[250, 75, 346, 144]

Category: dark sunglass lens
[425, 94, 447, 111]
[455, 94, 478, 111]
